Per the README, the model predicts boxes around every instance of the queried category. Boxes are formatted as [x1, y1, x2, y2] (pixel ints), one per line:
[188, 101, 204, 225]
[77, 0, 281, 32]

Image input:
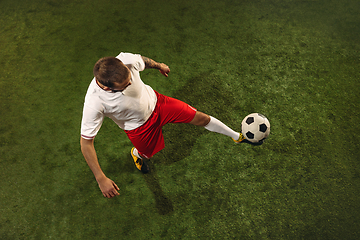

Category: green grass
[1, 0, 359, 239]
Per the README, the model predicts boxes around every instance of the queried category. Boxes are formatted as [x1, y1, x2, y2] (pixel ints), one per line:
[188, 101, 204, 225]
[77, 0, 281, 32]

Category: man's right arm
[80, 137, 120, 198]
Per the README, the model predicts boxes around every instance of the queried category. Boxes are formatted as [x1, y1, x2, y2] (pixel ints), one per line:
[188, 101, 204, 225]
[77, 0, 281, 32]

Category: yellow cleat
[232, 132, 246, 143]
[131, 147, 149, 173]
[233, 132, 264, 146]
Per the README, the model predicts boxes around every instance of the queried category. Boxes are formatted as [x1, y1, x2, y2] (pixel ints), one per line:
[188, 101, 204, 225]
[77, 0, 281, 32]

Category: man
[80, 52, 251, 198]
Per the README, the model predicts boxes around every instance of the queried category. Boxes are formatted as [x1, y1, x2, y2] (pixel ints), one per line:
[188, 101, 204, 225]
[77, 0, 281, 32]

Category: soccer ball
[241, 113, 270, 143]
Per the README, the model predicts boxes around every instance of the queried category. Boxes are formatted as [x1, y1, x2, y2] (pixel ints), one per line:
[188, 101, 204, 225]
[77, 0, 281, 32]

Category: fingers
[159, 69, 169, 77]
[159, 63, 170, 77]
[101, 181, 120, 198]
[103, 190, 119, 198]
[111, 187, 120, 197]
[160, 70, 168, 77]
[113, 182, 120, 191]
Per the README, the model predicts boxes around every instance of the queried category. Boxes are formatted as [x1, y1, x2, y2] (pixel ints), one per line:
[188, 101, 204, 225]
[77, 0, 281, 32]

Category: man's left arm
[141, 56, 170, 77]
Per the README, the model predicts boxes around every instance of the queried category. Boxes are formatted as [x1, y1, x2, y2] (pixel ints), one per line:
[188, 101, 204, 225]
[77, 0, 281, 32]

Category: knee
[190, 111, 211, 126]
[201, 113, 211, 126]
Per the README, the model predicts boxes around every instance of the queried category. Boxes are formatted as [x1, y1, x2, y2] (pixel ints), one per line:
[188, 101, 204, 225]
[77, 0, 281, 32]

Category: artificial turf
[0, 0, 359, 239]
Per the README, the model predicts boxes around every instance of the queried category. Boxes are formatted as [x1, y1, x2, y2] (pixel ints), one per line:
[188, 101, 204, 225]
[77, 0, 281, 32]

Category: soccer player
[80, 52, 248, 198]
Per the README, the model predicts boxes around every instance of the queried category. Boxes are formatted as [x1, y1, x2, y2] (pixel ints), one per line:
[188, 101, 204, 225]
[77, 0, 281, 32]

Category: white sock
[133, 148, 142, 159]
[204, 116, 240, 140]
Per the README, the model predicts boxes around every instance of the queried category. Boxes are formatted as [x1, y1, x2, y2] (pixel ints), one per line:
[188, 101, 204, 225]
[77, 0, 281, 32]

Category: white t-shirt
[80, 52, 157, 140]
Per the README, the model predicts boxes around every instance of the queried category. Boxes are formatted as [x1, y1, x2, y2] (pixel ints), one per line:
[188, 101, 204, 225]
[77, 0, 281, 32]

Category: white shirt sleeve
[116, 52, 145, 72]
[80, 104, 104, 140]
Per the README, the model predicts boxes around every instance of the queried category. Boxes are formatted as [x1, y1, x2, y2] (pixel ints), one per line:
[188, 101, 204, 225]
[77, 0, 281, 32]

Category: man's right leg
[189, 111, 245, 142]
[190, 111, 264, 145]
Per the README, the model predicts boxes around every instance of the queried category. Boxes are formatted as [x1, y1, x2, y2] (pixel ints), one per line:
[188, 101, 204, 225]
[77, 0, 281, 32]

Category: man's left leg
[189, 111, 245, 143]
[131, 147, 150, 173]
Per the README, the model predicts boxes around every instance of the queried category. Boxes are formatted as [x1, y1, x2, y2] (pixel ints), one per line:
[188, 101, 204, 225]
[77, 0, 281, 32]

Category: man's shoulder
[116, 52, 145, 71]
[83, 80, 103, 108]
[84, 78, 98, 97]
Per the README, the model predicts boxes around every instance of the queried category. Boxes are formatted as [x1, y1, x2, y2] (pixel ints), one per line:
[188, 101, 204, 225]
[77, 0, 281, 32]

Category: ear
[96, 79, 111, 91]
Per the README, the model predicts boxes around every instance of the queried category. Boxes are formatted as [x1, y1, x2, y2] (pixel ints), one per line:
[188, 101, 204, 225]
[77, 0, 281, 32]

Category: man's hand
[97, 176, 120, 198]
[81, 137, 120, 198]
[142, 56, 170, 77]
[158, 63, 170, 77]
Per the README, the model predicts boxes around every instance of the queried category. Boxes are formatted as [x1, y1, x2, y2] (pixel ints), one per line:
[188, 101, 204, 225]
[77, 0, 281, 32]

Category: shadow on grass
[157, 71, 238, 165]
[141, 124, 203, 215]
[143, 163, 174, 215]
[138, 124, 201, 215]
[139, 71, 238, 215]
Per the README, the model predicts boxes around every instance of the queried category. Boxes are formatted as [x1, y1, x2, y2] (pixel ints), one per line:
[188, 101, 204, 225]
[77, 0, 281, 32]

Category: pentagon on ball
[241, 113, 270, 143]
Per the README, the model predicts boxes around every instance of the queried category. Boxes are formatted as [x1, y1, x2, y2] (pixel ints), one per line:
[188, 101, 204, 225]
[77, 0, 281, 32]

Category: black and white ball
[241, 113, 270, 143]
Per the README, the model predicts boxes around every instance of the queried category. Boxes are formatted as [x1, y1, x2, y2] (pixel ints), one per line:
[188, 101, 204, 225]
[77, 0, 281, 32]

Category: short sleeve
[80, 104, 104, 140]
[116, 52, 145, 72]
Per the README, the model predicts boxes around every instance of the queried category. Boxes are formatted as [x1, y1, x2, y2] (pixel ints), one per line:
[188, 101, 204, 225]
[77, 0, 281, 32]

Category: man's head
[93, 57, 131, 90]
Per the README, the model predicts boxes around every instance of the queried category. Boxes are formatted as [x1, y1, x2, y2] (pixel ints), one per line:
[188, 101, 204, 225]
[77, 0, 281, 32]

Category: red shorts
[125, 91, 197, 158]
